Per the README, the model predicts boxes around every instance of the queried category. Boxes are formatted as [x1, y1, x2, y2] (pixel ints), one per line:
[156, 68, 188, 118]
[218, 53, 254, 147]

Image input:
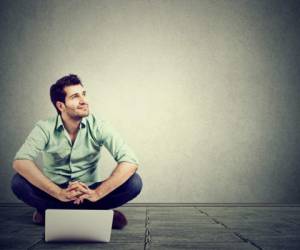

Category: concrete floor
[0, 204, 300, 249]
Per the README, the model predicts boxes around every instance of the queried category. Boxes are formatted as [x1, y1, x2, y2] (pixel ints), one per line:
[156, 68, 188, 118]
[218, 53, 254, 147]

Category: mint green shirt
[14, 113, 139, 185]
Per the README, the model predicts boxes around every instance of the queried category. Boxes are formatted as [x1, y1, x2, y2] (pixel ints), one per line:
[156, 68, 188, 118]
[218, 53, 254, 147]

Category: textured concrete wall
[1, 0, 300, 203]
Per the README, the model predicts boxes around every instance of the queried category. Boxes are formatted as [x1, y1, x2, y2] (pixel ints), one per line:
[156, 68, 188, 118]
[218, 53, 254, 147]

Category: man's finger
[66, 186, 77, 192]
[79, 194, 89, 201]
[73, 193, 88, 204]
[80, 194, 89, 202]
[73, 181, 89, 190]
[68, 185, 90, 195]
[66, 185, 79, 192]
[67, 182, 80, 188]
[69, 180, 78, 184]
[67, 190, 81, 199]
[68, 181, 79, 186]
[77, 185, 90, 194]
[79, 182, 89, 189]
[69, 181, 88, 188]
[67, 183, 89, 192]
[78, 192, 89, 199]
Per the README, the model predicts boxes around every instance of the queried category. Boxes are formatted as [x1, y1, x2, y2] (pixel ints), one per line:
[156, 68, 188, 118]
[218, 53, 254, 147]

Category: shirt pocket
[46, 146, 70, 163]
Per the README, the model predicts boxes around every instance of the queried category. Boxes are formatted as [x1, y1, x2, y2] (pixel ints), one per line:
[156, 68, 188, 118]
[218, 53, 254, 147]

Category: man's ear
[56, 101, 65, 113]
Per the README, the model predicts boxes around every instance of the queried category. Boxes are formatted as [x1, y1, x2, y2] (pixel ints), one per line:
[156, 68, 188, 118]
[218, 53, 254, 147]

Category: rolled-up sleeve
[14, 122, 48, 162]
[97, 120, 139, 165]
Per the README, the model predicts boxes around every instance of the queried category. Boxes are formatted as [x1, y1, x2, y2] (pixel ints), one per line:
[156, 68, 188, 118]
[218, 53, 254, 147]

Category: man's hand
[67, 181, 101, 205]
[56, 181, 89, 203]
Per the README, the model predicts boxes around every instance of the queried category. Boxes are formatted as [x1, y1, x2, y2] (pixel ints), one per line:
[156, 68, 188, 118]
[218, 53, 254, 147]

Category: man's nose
[79, 95, 87, 104]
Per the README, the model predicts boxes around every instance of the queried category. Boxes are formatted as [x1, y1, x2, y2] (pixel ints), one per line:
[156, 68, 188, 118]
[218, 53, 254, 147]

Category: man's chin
[77, 110, 89, 118]
[81, 112, 89, 117]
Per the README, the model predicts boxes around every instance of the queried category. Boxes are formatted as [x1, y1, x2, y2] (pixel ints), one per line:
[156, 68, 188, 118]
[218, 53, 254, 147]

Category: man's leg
[11, 172, 142, 228]
[11, 172, 142, 211]
[81, 172, 143, 209]
[10, 173, 75, 214]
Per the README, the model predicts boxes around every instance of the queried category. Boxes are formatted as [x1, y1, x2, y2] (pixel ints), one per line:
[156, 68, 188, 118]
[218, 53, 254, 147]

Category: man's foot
[112, 210, 128, 230]
[32, 210, 45, 226]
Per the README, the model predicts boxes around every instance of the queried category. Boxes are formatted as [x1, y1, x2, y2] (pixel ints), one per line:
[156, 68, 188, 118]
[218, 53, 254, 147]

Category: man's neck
[61, 113, 81, 135]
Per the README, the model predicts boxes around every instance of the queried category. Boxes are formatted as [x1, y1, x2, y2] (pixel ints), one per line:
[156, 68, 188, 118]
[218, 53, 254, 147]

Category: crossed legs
[11, 172, 143, 214]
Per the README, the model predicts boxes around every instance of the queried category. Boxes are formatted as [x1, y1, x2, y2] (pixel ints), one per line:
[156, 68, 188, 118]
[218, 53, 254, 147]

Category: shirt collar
[55, 114, 87, 131]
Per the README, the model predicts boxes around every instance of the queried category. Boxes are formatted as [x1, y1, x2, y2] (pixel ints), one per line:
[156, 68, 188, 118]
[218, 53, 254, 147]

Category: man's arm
[13, 160, 62, 199]
[12, 122, 63, 198]
[89, 118, 140, 201]
[94, 162, 138, 200]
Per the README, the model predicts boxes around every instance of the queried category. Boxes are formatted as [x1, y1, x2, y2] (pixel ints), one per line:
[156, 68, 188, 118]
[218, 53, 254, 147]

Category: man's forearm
[12, 160, 62, 199]
[95, 162, 138, 200]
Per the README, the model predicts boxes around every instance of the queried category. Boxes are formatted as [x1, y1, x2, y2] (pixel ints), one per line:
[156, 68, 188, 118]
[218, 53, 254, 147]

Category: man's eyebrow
[69, 90, 86, 98]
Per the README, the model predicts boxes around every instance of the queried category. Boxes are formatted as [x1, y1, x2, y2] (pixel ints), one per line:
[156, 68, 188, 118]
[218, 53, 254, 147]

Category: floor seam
[27, 239, 43, 250]
[144, 208, 151, 250]
[196, 207, 263, 250]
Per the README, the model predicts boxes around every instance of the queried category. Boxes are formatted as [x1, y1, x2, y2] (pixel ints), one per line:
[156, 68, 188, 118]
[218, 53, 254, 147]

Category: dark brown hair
[50, 74, 83, 115]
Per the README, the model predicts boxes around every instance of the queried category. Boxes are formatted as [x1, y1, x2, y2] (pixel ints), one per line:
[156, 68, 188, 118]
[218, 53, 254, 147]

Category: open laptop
[45, 209, 113, 242]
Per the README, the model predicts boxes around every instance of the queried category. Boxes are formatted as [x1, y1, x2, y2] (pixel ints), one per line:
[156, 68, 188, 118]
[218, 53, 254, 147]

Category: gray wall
[1, 0, 300, 203]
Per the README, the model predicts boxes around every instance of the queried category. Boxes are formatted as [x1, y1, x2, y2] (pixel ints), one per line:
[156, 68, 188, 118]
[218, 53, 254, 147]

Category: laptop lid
[45, 209, 113, 242]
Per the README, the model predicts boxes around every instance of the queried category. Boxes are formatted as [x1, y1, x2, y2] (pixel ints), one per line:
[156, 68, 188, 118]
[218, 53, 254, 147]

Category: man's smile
[78, 105, 88, 109]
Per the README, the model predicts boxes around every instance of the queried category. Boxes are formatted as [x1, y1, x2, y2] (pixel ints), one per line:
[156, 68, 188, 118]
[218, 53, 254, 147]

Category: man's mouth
[78, 105, 88, 109]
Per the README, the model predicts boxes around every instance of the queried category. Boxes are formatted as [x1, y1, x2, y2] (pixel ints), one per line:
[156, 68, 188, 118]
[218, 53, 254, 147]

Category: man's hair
[50, 74, 83, 115]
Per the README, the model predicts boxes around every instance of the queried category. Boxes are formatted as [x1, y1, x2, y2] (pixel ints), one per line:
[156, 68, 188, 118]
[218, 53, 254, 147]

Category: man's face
[58, 84, 90, 119]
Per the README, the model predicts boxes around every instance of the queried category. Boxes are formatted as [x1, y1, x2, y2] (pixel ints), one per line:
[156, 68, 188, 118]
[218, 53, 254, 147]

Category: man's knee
[11, 173, 26, 197]
[126, 172, 143, 197]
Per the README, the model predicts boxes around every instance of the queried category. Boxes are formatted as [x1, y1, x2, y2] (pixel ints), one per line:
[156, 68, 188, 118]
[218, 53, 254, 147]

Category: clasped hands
[58, 180, 100, 205]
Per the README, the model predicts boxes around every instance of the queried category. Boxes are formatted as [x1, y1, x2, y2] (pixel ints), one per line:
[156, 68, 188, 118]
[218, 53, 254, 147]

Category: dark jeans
[11, 172, 142, 215]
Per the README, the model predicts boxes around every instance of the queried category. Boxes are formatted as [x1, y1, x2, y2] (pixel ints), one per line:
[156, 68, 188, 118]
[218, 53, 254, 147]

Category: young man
[11, 74, 142, 229]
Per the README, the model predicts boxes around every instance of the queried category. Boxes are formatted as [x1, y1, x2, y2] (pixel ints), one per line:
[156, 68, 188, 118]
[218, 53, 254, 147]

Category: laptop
[45, 209, 113, 242]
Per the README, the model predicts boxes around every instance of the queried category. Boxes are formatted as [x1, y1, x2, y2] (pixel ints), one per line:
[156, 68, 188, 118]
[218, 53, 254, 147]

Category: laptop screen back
[45, 209, 113, 242]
